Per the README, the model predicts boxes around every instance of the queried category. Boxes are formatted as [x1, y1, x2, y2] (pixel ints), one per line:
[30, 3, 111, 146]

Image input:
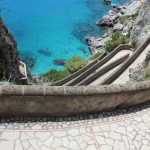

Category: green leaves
[65, 55, 87, 73]
[105, 31, 129, 53]
[43, 69, 70, 82]
[119, 12, 139, 24]
[43, 55, 87, 82]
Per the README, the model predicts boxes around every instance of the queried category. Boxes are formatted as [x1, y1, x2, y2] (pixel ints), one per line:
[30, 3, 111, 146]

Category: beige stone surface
[0, 103, 150, 150]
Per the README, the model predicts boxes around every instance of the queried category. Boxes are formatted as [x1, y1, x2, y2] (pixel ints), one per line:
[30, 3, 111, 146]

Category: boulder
[113, 23, 124, 31]
[38, 49, 52, 57]
[53, 59, 66, 66]
[122, 21, 133, 33]
[96, 13, 119, 27]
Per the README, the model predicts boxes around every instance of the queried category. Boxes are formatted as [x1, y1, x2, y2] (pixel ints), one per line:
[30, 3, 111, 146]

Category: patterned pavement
[0, 103, 150, 150]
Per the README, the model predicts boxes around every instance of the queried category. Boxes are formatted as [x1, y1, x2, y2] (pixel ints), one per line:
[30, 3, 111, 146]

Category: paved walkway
[90, 50, 133, 86]
[0, 102, 150, 150]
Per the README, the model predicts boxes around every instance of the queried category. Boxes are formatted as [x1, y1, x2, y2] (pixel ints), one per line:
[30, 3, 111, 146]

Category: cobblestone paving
[0, 103, 150, 150]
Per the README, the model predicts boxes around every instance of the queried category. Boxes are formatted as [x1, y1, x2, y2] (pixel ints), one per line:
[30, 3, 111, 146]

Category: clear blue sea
[0, 0, 128, 75]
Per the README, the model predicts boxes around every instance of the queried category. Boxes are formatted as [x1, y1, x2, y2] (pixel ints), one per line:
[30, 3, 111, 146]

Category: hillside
[0, 18, 21, 83]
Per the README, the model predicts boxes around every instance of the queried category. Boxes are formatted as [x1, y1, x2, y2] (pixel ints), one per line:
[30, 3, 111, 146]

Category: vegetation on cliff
[43, 69, 70, 82]
[105, 31, 129, 53]
[119, 12, 139, 24]
[43, 56, 87, 82]
[64, 56, 87, 73]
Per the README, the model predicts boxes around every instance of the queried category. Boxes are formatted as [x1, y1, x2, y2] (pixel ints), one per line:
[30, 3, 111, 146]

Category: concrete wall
[0, 81, 150, 117]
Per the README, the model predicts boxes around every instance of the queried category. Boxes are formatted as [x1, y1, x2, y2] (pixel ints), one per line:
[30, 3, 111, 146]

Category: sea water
[0, 0, 128, 75]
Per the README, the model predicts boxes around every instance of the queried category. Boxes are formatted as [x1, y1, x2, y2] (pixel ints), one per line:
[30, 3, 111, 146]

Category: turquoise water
[0, 0, 128, 75]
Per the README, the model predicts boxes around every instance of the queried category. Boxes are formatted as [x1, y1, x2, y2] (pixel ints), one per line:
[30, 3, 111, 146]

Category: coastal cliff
[0, 18, 21, 83]
[130, 0, 150, 46]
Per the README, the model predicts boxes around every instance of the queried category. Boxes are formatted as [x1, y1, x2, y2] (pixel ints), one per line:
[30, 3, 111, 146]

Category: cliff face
[0, 18, 21, 83]
[131, 0, 150, 45]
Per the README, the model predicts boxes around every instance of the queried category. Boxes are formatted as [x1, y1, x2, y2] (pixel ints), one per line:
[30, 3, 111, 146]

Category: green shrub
[43, 69, 70, 82]
[119, 12, 139, 24]
[43, 55, 87, 82]
[131, 36, 138, 46]
[65, 55, 87, 73]
[90, 52, 103, 60]
[105, 31, 129, 53]
[131, 12, 139, 20]
[129, 68, 134, 73]
[119, 15, 130, 24]
[143, 67, 150, 79]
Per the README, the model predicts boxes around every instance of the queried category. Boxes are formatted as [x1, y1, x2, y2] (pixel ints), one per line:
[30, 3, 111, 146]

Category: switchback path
[90, 50, 133, 86]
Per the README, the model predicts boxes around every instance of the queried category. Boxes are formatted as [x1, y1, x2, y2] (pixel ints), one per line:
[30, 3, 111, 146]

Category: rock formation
[0, 17, 21, 83]
[130, 0, 150, 46]
[86, 0, 146, 54]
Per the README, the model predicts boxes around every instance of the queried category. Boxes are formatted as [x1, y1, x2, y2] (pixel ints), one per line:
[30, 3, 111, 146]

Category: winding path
[67, 49, 132, 86]
[90, 50, 133, 86]
[52, 45, 132, 86]
[0, 103, 150, 150]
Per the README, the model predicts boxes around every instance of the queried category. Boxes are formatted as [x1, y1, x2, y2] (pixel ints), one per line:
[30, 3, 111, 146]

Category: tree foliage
[65, 55, 87, 73]
[43, 69, 70, 82]
[43, 55, 87, 82]
[119, 12, 139, 24]
[105, 31, 129, 53]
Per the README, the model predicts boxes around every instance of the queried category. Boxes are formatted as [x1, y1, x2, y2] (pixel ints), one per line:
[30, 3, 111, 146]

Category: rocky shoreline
[86, 0, 143, 54]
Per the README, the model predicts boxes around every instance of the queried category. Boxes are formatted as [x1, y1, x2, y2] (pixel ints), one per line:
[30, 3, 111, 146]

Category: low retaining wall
[0, 81, 150, 117]
[66, 45, 133, 86]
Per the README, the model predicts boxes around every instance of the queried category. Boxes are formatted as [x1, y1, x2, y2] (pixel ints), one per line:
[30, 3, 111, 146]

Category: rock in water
[104, 0, 111, 5]
[77, 46, 87, 54]
[53, 59, 66, 66]
[38, 49, 52, 57]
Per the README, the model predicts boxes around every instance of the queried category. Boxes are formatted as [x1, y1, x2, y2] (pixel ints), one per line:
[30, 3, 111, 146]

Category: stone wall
[0, 80, 150, 117]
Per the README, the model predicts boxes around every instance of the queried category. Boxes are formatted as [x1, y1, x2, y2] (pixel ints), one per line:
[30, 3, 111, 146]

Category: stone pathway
[90, 50, 133, 86]
[0, 102, 150, 150]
